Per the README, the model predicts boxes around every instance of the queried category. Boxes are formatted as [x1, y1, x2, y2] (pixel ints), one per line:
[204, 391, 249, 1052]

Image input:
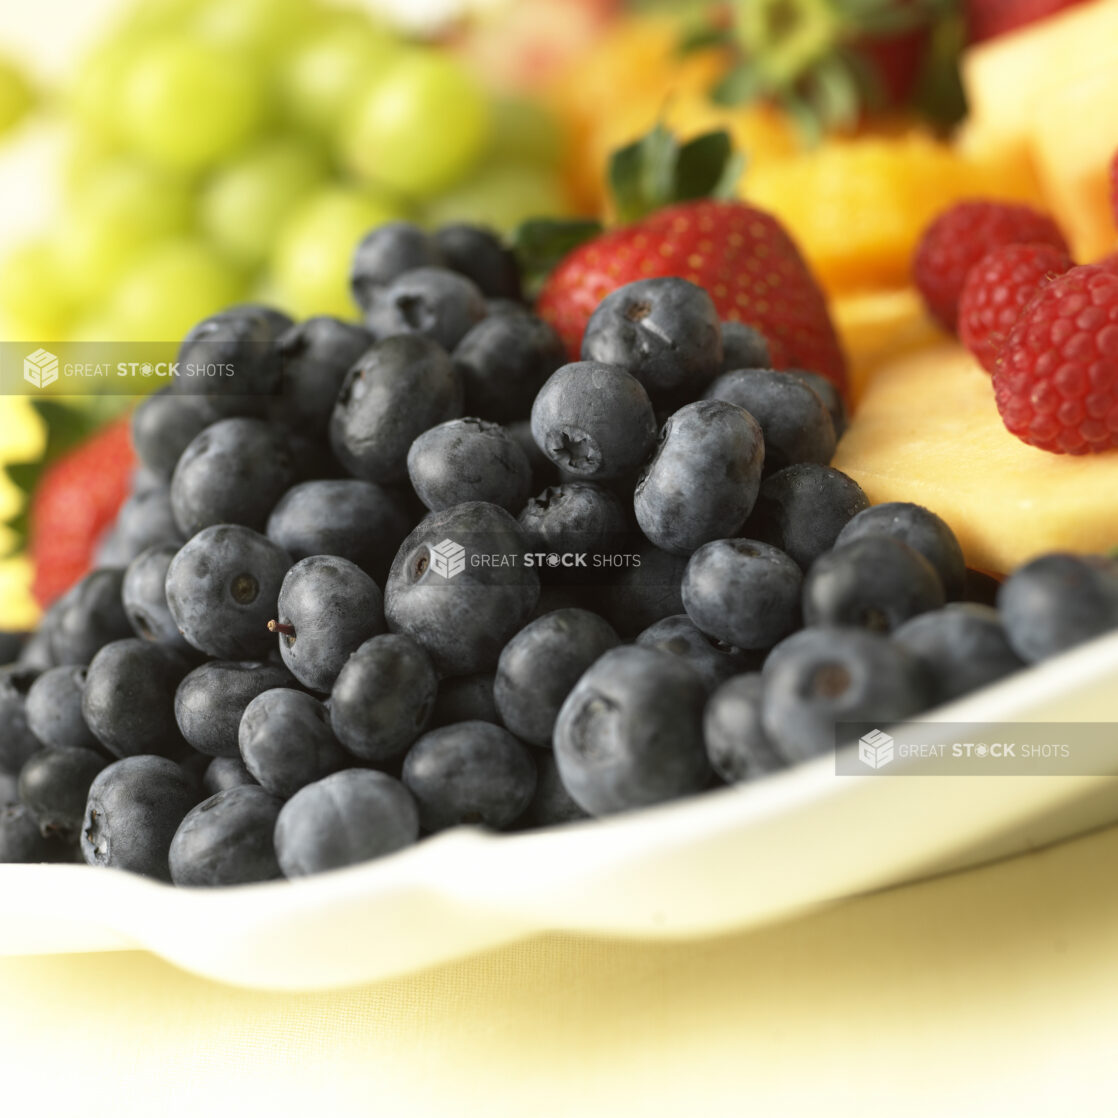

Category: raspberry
[958, 242, 1072, 374]
[913, 200, 1069, 332]
[993, 264, 1118, 454]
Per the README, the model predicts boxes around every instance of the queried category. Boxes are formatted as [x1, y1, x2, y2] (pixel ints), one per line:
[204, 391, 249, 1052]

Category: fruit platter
[0, 0, 1117, 990]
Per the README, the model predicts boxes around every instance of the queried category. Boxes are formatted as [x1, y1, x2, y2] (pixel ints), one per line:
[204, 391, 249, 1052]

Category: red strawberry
[1110, 147, 1118, 232]
[537, 199, 847, 392]
[965, 0, 1091, 44]
[958, 242, 1072, 374]
[29, 417, 135, 607]
[912, 200, 1069, 333]
[993, 264, 1118, 455]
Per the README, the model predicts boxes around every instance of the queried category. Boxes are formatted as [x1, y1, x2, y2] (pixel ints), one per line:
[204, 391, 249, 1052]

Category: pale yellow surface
[4, 823, 1118, 1116]
[833, 344, 1118, 574]
[0, 395, 44, 628]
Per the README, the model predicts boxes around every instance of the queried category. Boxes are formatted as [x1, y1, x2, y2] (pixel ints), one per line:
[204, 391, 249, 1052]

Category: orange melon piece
[741, 131, 1045, 298]
[832, 344, 1118, 574]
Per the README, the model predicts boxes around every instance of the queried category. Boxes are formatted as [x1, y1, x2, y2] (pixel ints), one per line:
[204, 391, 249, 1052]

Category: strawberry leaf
[675, 131, 744, 201]
[514, 218, 604, 290]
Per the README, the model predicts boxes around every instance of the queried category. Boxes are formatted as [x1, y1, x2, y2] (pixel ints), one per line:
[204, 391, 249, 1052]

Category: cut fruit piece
[961, 0, 1118, 151]
[831, 287, 942, 403]
[741, 131, 1045, 298]
[833, 344, 1118, 574]
[1030, 63, 1118, 262]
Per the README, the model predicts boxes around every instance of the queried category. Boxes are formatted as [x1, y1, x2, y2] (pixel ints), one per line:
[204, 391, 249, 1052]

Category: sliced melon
[832, 344, 1118, 574]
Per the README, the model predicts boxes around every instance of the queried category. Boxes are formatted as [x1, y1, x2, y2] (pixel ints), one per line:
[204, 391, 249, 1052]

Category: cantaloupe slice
[832, 344, 1118, 574]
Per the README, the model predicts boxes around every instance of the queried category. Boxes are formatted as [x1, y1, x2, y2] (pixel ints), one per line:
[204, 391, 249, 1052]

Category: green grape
[120, 38, 266, 171]
[423, 162, 573, 235]
[0, 240, 74, 342]
[200, 137, 327, 269]
[488, 96, 565, 169]
[272, 187, 405, 319]
[56, 162, 195, 305]
[281, 18, 398, 138]
[192, 0, 320, 62]
[341, 51, 491, 200]
[70, 35, 143, 145]
[0, 54, 34, 137]
[109, 240, 246, 343]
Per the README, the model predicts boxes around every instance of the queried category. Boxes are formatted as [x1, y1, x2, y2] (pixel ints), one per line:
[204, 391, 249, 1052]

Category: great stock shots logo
[429, 539, 467, 580]
[858, 729, 895, 770]
[23, 348, 58, 389]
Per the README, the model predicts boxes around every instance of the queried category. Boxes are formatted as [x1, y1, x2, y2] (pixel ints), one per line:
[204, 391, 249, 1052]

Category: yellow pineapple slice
[832, 344, 1118, 574]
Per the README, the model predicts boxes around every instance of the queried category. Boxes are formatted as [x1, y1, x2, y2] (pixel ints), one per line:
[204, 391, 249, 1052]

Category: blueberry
[48, 568, 132, 666]
[266, 479, 411, 585]
[519, 751, 589, 828]
[495, 609, 619, 747]
[25, 665, 103, 753]
[430, 672, 499, 728]
[703, 673, 784, 783]
[720, 320, 771, 371]
[531, 362, 657, 481]
[681, 538, 802, 651]
[274, 769, 420, 877]
[329, 335, 463, 485]
[350, 221, 443, 311]
[17, 623, 56, 671]
[964, 568, 1002, 607]
[408, 418, 533, 514]
[0, 666, 43, 775]
[365, 266, 487, 351]
[634, 400, 765, 556]
[581, 278, 723, 399]
[554, 646, 711, 816]
[787, 369, 846, 439]
[174, 307, 286, 407]
[705, 368, 836, 473]
[122, 544, 192, 651]
[384, 502, 540, 675]
[602, 541, 689, 637]
[273, 555, 385, 692]
[835, 502, 966, 601]
[997, 553, 1118, 663]
[0, 630, 25, 665]
[170, 417, 295, 537]
[19, 747, 107, 840]
[453, 313, 565, 422]
[81, 639, 192, 760]
[267, 315, 374, 437]
[81, 755, 201, 880]
[402, 722, 536, 832]
[169, 786, 283, 887]
[803, 536, 945, 633]
[112, 486, 185, 562]
[0, 771, 18, 806]
[747, 463, 869, 571]
[175, 659, 298, 758]
[518, 483, 629, 559]
[165, 525, 292, 660]
[202, 756, 257, 796]
[1, 802, 70, 863]
[635, 614, 754, 693]
[131, 388, 220, 481]
[507, 419, 559, 491]
[329, 634, 438, 762]
[893, 603, 1024, 705]
[238, 688, 348, 800]
[761, 627, 930, 762]
[434, 223, 521, 300]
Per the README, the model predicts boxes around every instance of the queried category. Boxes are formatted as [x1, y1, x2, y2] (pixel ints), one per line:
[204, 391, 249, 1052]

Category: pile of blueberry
[3, 219, 1118, 884]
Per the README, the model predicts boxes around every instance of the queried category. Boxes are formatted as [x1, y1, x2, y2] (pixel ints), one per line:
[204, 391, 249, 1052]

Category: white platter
[1, 629, 1117, 991]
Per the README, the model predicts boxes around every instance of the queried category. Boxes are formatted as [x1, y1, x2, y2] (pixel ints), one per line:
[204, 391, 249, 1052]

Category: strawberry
[965, 0, 1091, 44]
[26, 416, 135, 607]
[531, 126, 846, 392]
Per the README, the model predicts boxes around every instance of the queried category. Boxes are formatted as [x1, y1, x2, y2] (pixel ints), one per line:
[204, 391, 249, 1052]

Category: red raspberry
[913, 200, 1069, 333]
[958, 242, 1072, 374]
[993, 264, 1118, 455]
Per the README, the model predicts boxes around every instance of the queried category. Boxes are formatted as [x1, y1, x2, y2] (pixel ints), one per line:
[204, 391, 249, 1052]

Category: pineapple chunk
[1031, 63, 1118, 262]
[832, 344, 1118, 574]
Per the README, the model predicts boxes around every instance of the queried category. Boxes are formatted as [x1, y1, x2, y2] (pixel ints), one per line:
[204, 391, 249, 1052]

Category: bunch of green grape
[0, 0, 570, 344]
